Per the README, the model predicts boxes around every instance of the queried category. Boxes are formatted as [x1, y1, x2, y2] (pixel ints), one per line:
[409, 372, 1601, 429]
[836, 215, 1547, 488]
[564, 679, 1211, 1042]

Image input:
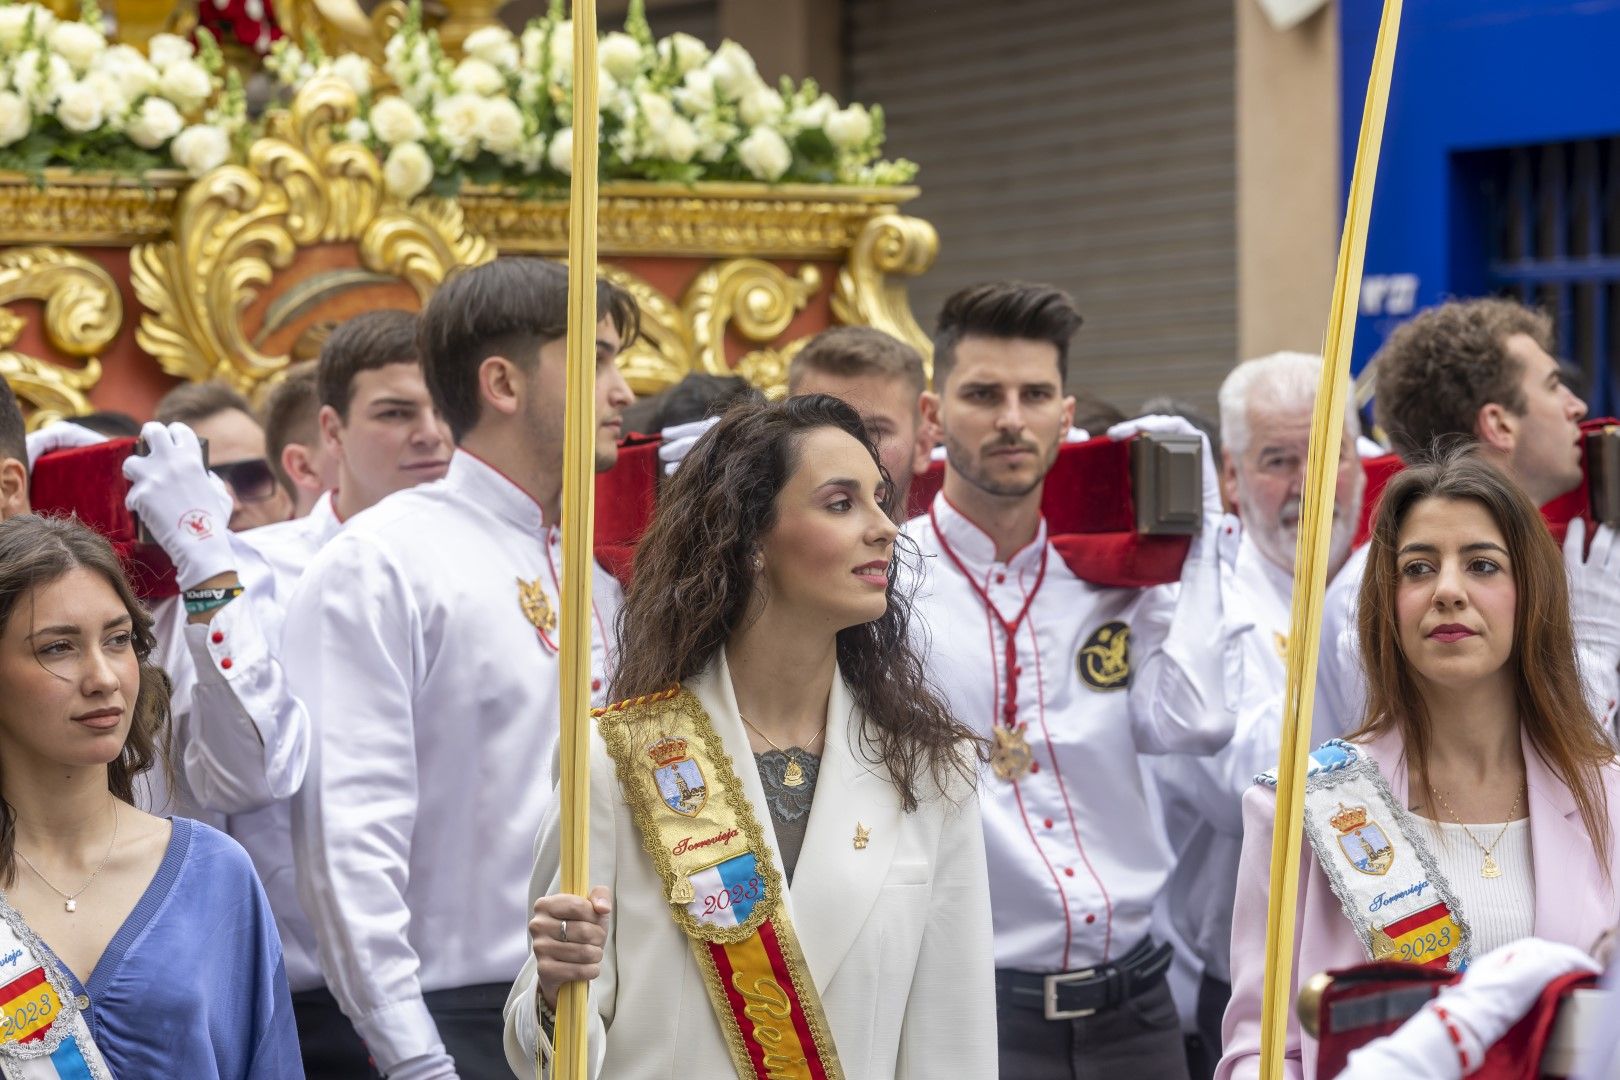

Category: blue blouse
[40, 817, 302, 1079]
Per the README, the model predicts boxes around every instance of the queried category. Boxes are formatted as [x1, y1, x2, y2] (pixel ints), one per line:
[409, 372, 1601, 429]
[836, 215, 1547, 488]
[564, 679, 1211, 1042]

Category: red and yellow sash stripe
[597, 689, 843, 1080]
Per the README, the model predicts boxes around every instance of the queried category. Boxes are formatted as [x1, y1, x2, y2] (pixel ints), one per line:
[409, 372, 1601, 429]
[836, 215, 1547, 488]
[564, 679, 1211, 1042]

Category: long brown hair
[1351, 446, 1612, 863]
[611, 394, 979, 811]
[0, 515, 173, 885]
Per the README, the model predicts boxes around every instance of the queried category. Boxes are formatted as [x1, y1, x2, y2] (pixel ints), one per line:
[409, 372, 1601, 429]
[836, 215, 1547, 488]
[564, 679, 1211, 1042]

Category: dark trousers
[424, 983, 511, 1079]
[291, 987, 379, 1080]
[997, 977, 1191, 1080]
[1183, 973, 1232, 1080]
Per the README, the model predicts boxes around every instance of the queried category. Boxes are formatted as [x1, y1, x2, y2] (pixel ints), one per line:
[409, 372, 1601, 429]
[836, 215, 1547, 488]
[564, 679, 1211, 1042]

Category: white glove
[1335, 938, 1599, 1080]
[122, 422, 237, 590]
[384, 1053, 458, 1080]
[24, 421, 106, 470]
[657, 416, 721, 477]
[1565, 518, 1620, 727]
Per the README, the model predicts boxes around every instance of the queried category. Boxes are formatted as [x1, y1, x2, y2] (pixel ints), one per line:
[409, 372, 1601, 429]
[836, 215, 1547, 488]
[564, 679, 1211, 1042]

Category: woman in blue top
[0, 514, 300, 1078]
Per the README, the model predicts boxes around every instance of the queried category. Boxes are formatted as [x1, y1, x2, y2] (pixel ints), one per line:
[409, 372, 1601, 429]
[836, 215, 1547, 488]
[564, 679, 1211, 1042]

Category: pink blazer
[1216, 729, 1620, 1080]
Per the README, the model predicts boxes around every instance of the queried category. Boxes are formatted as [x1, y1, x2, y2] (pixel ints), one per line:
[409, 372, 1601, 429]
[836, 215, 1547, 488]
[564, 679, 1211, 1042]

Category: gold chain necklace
[1430, 784, 1524, 879]
[13, 800, 120, 913]
[739, 712, 826, 789]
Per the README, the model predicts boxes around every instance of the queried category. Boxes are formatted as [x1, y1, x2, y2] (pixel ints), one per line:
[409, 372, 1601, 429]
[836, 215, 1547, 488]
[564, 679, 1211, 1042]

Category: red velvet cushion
[27, 438, 179, 601]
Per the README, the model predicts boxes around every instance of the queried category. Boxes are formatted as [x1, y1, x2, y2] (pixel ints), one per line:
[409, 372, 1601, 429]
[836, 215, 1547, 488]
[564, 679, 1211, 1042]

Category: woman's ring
[559, 920, 569, 943]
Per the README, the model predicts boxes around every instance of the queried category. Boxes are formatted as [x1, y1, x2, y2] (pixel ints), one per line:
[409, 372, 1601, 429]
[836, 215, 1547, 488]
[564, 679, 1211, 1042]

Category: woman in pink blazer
[1219, 448, 1620, 1080]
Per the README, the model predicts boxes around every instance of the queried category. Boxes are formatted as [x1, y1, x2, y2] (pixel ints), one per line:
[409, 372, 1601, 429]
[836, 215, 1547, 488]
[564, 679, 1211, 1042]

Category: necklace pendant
[990, 724, 1034, 782]
[1481, 852, 1501, 879]
[783, 757, 806, 788]
[63, 898, 76, 913]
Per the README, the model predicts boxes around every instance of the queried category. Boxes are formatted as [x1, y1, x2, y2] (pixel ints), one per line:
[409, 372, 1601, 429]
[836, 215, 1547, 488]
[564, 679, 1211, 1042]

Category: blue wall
[1340, 0, 1620, 374]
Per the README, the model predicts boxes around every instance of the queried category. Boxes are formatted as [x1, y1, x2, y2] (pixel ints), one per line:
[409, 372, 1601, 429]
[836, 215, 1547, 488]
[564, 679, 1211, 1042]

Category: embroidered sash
[596, 688, 843, 1080]
[0, 893, 114, 1079]
[1258, 740, 1472, 971]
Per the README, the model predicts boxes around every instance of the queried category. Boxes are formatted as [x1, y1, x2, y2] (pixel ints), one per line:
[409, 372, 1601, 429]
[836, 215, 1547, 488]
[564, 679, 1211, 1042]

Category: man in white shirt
[1150, 352, 1365, 1078]
[904, 280, 1238, 1079]
[284, 258, 636, 1080]
[122, 309, 453, 1078]
[261, 360, 338, 519]
[787, 325, 933, 514]
[1317, 298, 1620, 739]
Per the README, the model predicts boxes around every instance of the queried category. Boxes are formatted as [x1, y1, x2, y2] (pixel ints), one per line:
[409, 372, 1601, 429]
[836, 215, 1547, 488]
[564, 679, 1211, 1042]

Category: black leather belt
[996, 938, 1175, 1020]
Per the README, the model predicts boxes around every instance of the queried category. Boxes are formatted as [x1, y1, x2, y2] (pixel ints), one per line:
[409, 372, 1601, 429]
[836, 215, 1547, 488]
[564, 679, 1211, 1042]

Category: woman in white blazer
[503, 394, 997, 1079]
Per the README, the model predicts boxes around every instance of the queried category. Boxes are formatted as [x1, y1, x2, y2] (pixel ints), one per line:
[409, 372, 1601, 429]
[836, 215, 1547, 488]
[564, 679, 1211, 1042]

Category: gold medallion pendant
[783, 755, 806, 788]
[1481, 852, 1502, 879]
[990, 724, 1034, 781]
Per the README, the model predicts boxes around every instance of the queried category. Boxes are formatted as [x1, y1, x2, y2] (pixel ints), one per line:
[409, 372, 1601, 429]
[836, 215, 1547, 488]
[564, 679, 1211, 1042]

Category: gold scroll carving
[831, 213, 940, 371]
[130, 75, 494, 394]
[0, 247, 122, 429]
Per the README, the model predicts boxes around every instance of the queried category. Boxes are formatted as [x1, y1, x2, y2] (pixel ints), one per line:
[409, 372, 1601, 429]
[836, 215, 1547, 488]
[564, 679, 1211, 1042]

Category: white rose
[382, 140, 434, 200]
[170, 123, 230, 177]
[657, 32, 709, 75]
[54, 79, 104, 132]
[431, 92, 485, 160]
[462, 25, 518, 69]
[368, 95, 424, 146]
[636, 90, 674, 130]
[598, 32, 642, 83]
[788, 92, 836, 131]
[518, 25, 544, 68]
[449, 56, 503, 97]
[94, 45, 158, 97]
[0, 8, 32, 51]
[707, 40, 759, 101]
[547, 126, 573, 174]
[48, 21, 105, 75]
[660, 115, 697, 163]
[0, 91, 30, 147]
[331, 53, 373, 97]
[738, 85, 783, 128]
[478, 96, 524, 157]
[80, 71, 129, 118]
[146, 32, 193, 70]
[126, 95, 183, 148]
[825, 103, 872, 150]
[672, 67, 714, 115]
[158, 58, 212, 112]
[695, 112, 738, 162]
[737, 124, 790, 181]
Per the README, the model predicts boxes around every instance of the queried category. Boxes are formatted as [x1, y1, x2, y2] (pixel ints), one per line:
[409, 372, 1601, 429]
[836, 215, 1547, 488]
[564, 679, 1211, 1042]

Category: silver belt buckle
[1043, 968, 1098, 1020]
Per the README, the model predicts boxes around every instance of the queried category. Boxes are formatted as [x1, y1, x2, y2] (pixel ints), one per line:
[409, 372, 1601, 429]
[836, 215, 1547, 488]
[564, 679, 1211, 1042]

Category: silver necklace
[13, 801, 119, 913]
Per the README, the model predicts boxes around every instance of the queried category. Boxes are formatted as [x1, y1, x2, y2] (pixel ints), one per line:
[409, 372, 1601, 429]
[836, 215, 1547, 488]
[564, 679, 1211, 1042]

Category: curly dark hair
[0, 515, 173, 886]
[1373, 298, 1554, 459]
[611, 394, 980, 811]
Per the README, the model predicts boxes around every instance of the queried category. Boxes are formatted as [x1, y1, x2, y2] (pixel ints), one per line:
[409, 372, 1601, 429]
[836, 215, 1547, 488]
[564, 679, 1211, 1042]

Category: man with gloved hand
[902, 281, 1239, 1079]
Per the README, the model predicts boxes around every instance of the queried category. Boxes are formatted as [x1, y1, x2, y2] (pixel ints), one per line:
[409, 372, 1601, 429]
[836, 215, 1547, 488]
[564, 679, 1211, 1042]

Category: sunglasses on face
[212, 458, 280, 504]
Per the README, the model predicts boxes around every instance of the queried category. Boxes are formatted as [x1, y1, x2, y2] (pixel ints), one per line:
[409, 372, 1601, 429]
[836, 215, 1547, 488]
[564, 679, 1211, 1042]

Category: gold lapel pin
[853, 822, 870, 850]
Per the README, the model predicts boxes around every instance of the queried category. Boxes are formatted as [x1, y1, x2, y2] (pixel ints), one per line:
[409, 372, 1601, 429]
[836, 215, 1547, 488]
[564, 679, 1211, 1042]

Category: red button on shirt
[995, 573, 1007, 584]
[1085, 913, 1096, 924]
[220, 658, 233, 670]
[1030, 762, 1040, 774]
[1043, 818, 1053, 829]
[211, 631, 224, 644]
[591, 678, 602, 691]
[1064, 867, 1075, 878]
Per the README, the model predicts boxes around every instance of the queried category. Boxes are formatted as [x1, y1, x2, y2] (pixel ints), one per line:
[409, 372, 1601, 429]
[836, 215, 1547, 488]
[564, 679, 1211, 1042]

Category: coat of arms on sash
[1331, 802, 1394, 876]
[1078, 621, 1131, 690]
[648, 736, 707, 817]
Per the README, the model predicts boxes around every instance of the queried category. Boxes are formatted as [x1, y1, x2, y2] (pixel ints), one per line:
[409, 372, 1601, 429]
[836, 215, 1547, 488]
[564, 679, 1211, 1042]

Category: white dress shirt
[148, 492, 338, 990]
[904, 494, 1234, 973]
[285, 450, 620, 1075]
[1151, 529, 1331, 984]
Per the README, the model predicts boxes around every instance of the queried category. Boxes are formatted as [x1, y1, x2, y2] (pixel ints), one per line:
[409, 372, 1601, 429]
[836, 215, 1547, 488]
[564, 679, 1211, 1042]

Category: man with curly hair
[1316, 296, 1620, 741]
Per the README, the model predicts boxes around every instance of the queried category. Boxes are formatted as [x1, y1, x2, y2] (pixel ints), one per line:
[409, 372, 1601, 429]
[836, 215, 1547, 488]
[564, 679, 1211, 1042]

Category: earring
[752, 553, 764, 572]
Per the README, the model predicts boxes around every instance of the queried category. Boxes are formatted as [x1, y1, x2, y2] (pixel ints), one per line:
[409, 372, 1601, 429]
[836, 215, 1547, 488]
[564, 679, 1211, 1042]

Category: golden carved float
[0, 78, 938, 426]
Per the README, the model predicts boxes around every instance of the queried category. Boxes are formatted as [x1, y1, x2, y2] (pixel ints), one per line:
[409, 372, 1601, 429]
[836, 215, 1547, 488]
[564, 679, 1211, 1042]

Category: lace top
[755, 750, 821, 884]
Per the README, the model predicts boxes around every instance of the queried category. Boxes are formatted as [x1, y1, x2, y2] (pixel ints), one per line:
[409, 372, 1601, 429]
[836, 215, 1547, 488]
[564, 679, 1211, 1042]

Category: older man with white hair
[1152, 351, 1366, 1077]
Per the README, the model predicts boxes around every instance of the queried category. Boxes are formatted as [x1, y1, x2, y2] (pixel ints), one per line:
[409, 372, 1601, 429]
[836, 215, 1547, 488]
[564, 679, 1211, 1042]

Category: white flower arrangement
[0, 0, 249, 177]
[268, 0, 916, 201]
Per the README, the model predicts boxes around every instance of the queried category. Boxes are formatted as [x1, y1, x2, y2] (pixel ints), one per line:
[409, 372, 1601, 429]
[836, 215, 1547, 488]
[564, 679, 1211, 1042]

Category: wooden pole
[1258, 2, 1403, 1077]
[552, 1, 599, 1077]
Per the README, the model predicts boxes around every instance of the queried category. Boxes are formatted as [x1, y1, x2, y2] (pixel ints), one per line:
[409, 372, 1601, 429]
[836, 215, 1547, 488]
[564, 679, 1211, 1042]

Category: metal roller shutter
[845, 0, 1237, 413]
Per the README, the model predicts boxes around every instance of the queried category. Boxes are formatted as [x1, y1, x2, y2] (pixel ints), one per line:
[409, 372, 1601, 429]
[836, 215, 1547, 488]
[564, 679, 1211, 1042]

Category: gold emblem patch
[1078, 621, 1131, 690]
[517, 576, 557, 634]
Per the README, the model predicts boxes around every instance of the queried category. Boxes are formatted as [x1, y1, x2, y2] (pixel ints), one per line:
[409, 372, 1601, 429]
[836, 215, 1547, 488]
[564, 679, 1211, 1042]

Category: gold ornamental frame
[130, 75, 495, 394]
[0, 247, 123, 428]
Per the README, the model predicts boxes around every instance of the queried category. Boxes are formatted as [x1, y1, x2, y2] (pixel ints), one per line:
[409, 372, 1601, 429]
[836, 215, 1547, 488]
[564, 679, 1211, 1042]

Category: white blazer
[503, 654, 998, 1079]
